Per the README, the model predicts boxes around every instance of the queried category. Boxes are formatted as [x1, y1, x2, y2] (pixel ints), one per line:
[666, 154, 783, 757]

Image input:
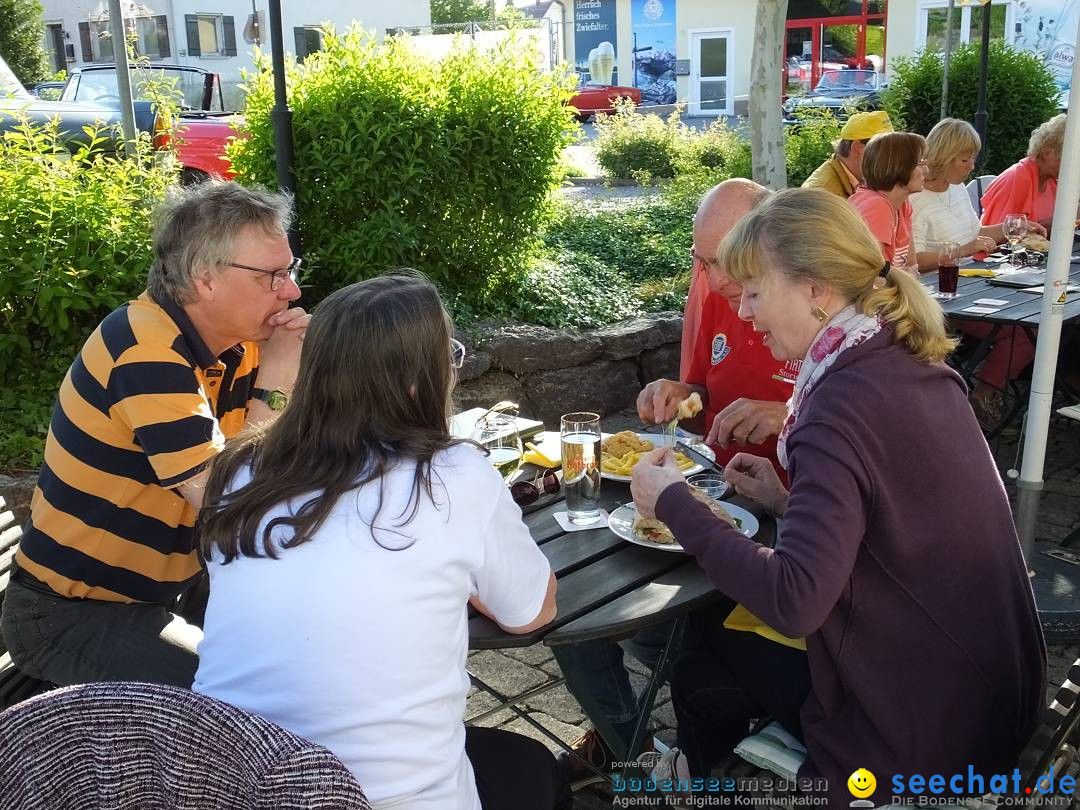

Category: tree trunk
[749, 0, 789, 190]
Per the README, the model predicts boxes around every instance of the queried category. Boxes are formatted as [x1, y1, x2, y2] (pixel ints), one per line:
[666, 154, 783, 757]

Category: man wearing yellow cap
[802, 110, 894, 198]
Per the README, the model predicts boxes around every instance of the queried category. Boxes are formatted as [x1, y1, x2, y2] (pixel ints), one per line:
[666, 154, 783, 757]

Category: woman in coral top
[980, 113, 1068, 232]
[848, 132, 927, 270]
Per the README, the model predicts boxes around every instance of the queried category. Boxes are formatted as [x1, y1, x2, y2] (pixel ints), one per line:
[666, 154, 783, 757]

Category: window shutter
[222, 16, 237, 56]
[156, 15, 170, 58]
[185, 14, 201, 56]
[79, 22, 93, 62]
[294, 27, 308, 61]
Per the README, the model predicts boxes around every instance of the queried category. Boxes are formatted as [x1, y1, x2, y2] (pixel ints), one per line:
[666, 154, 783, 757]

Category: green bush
[882, 42, 1061, 174]
[785, 109, 842, 187]
[594, 101, 687, 182]
[0, 119, 176, 467]
[229, 25, 577, 306]
[0, 0, 50, 87]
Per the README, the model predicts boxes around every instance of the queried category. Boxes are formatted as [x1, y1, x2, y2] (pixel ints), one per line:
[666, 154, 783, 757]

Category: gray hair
[147, 181, 294, 304]
[1027, 113, 1067, 160]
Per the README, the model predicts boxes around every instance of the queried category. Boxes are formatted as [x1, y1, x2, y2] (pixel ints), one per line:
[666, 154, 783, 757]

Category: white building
[38, 0, 431, 106]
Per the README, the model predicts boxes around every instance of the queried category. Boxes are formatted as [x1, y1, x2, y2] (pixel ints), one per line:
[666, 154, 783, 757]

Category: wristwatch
[252, 387, 289, 411]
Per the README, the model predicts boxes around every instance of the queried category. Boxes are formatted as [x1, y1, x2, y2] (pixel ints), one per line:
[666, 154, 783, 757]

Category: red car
[568, 82, 642, 122]
[61, 63, 237, 183]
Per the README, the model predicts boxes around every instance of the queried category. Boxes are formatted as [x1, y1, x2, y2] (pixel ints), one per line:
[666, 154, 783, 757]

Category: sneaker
[561, 729, 615, 790]
[649, 746, 693, 805]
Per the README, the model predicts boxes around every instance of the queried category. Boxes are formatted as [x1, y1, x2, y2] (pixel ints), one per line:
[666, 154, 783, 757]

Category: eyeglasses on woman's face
[225, 256, 302, 291]
[450, 338, 466, 369]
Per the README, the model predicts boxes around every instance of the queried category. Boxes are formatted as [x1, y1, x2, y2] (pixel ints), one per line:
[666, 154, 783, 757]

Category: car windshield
[816, 70, 876, 92]
[63, 67, 218, 110]
[0, 56, 30, 99]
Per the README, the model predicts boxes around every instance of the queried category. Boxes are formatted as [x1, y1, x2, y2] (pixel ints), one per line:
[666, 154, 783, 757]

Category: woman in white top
[910, 118, 1044, 271]
[193, 271, 568, 810]
[909, 118, 1043, 429]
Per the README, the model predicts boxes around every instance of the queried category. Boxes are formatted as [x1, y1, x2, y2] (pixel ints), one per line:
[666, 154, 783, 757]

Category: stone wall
[454, 312, 683, 427]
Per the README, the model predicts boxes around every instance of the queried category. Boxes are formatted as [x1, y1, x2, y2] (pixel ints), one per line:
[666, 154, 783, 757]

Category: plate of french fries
[600, 430, 716, 482]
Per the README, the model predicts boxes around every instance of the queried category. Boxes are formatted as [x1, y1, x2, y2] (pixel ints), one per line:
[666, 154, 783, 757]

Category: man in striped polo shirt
[1, 182, 309, 687]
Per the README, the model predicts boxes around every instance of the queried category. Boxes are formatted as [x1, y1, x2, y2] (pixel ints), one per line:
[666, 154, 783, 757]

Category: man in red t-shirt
[642, 178, 798, 477]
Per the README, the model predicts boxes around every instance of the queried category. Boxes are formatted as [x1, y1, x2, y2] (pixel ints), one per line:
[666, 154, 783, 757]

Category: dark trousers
[0, 567, 202, 688]
[466, 726, 573, 810]
[672, 625, 812, 778]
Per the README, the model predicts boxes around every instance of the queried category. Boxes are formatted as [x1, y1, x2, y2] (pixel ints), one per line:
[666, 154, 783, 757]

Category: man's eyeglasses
[225, 256, 302, 291]
[450, 338, 466, 369]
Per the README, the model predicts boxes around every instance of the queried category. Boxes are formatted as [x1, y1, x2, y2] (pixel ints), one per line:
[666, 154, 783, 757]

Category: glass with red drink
[937, 242, 960, 298]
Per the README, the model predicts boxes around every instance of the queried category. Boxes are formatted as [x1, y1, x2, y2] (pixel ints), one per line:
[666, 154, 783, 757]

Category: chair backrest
[1018, 656, 1080, 794]
[966, 174, 998, 217]
[0, 681, 371, 810]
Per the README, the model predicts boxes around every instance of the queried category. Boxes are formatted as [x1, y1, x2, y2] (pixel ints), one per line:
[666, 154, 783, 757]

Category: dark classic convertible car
[783, 69, 885, 125]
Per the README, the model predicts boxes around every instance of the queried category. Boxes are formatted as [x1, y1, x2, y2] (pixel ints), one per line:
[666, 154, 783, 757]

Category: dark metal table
[466, 475, 774, 777]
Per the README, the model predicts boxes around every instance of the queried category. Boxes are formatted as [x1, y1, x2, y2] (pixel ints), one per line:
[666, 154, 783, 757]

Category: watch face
[267, 390, 288, 411]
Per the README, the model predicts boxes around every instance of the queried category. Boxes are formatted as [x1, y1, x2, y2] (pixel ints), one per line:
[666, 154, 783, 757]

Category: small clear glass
[473, 404, 523, 484]
[688, 473, 728, 500]
[560, 412, 602, 526]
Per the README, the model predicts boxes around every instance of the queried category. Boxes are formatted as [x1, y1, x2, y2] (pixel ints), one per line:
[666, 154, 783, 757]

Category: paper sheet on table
[1020, 285, 1080, 294]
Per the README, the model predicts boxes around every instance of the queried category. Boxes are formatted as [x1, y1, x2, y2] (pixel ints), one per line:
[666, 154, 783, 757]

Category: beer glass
[560, 412, 601, 526]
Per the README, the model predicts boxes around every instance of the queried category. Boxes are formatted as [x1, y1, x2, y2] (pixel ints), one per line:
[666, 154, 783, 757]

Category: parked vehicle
[568, 81, 642, 122]
[0, 56, 235, 183]
[60, 63, 237, 182]
[30, 81, 65, 100]
[783, 69, 885, 124]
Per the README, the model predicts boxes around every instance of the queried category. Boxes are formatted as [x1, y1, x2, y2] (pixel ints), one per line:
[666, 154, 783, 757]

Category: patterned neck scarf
[777, 305, 883, 470]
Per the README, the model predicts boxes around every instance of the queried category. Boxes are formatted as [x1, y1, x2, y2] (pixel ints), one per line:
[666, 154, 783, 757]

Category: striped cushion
[0, 681, 370, 810]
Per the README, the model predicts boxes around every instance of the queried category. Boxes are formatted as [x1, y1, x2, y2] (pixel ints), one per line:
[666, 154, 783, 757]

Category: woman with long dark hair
[193, 270, 567, 810]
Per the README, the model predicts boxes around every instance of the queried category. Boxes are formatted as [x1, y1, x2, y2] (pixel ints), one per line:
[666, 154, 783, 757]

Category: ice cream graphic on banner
[588, 41, 616, 85]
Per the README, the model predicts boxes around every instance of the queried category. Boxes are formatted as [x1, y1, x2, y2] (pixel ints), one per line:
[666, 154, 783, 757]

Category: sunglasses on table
[510, 470, 561, 507]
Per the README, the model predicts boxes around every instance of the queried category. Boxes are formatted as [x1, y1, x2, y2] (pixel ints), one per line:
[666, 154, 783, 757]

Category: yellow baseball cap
[840, 111, 894, 141]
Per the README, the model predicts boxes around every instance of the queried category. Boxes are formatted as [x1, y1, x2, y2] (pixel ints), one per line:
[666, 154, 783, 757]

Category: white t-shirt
[193, 443, 551, 810]
[909, 183, 983, 255]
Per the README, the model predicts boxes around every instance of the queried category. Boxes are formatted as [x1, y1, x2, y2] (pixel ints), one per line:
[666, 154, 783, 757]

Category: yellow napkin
[959, 268, 997, 278]
[723, 604, 807, 651]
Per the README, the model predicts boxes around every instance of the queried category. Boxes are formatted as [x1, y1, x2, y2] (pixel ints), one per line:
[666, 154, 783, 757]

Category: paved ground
[466, 406, 1080, 808]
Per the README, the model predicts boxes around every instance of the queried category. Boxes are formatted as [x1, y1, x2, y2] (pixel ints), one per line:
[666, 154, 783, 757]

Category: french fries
[601, 448, 695, 476]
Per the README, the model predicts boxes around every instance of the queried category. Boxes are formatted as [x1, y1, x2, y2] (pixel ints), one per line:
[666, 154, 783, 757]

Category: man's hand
[637, 379, 695, 425]
[630, 447, 685, 519]
[723, 453, 788, 516]
[257, 307, 310, 391]
[706, 399, 787, 448]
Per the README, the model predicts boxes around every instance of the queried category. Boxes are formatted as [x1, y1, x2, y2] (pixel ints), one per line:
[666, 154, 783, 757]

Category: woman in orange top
[848, 133, 927, 270]
[980, 114, 1068, 232]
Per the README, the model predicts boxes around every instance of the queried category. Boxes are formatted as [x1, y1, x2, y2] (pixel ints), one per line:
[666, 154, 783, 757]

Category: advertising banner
[631, 0, 677, 104]
[1014, 0, 1078, 103]
[574, 0, 619, 85]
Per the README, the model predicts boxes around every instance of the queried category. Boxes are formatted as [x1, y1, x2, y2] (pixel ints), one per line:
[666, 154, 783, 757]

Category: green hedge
[0, 120, 175, 468]
[882, 43, 1061, 174]
[229, 25, 577, 308]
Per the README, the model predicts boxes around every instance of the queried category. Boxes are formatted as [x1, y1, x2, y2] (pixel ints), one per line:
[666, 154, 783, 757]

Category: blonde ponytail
[721, 188, 957, 363]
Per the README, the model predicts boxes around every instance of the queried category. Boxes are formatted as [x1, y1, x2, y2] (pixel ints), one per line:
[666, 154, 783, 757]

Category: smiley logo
[848, 768, 877, 799]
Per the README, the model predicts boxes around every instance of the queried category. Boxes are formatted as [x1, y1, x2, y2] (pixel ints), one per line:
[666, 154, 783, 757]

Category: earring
[811, 305, 829, 322]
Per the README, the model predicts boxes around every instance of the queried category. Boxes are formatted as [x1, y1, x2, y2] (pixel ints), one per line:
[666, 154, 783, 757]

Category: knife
[675, 440, 726, 477]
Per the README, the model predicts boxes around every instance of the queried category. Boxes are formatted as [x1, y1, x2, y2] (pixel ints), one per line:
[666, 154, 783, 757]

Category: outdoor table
[465, 463, 775, 780]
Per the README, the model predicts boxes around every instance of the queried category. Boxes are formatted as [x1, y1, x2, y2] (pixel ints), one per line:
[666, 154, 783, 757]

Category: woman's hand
[723, 453, 789, 516]
[630, 447, 685, 519]
[964, 234, 998, 256]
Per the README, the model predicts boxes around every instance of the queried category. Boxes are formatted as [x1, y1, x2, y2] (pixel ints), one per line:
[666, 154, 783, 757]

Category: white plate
[600, 432, 716, 482]
[607, 501, 759, 553]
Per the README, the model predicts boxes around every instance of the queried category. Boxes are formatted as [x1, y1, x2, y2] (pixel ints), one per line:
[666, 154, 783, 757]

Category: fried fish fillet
[676, 391, 703, 421]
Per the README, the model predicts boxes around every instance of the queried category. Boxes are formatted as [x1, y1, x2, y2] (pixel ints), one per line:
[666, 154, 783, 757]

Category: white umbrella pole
[1016, 23, 1080, 557]
[940, 0, 956, 119]
[107, 0, 138, 157]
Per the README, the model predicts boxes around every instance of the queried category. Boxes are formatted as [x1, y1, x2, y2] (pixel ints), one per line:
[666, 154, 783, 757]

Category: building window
[917, 1, 1012, 51]
[185, 14, 238, 58]
[134, 16, 171, 59]
[294, 26, 324, 62]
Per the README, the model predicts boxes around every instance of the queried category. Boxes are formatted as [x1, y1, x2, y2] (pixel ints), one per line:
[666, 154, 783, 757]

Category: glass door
[785, 26, 814, 97]
[689, 29, 733, 116]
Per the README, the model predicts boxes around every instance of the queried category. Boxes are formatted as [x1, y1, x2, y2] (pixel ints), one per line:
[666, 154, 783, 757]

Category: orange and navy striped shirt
[17, 292, 258, 604]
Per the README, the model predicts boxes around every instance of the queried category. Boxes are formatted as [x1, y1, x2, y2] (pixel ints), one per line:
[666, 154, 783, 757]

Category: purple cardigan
[657, 328, 1044, 804]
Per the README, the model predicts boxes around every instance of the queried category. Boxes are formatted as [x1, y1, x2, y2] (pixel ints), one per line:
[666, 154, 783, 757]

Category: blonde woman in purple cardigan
[632, 188, 1044, 808]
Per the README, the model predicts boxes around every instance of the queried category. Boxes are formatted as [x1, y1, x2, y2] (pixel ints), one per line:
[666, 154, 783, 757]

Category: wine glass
[1002, 214, 1028, 268]
[473, 403, 523, 484]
